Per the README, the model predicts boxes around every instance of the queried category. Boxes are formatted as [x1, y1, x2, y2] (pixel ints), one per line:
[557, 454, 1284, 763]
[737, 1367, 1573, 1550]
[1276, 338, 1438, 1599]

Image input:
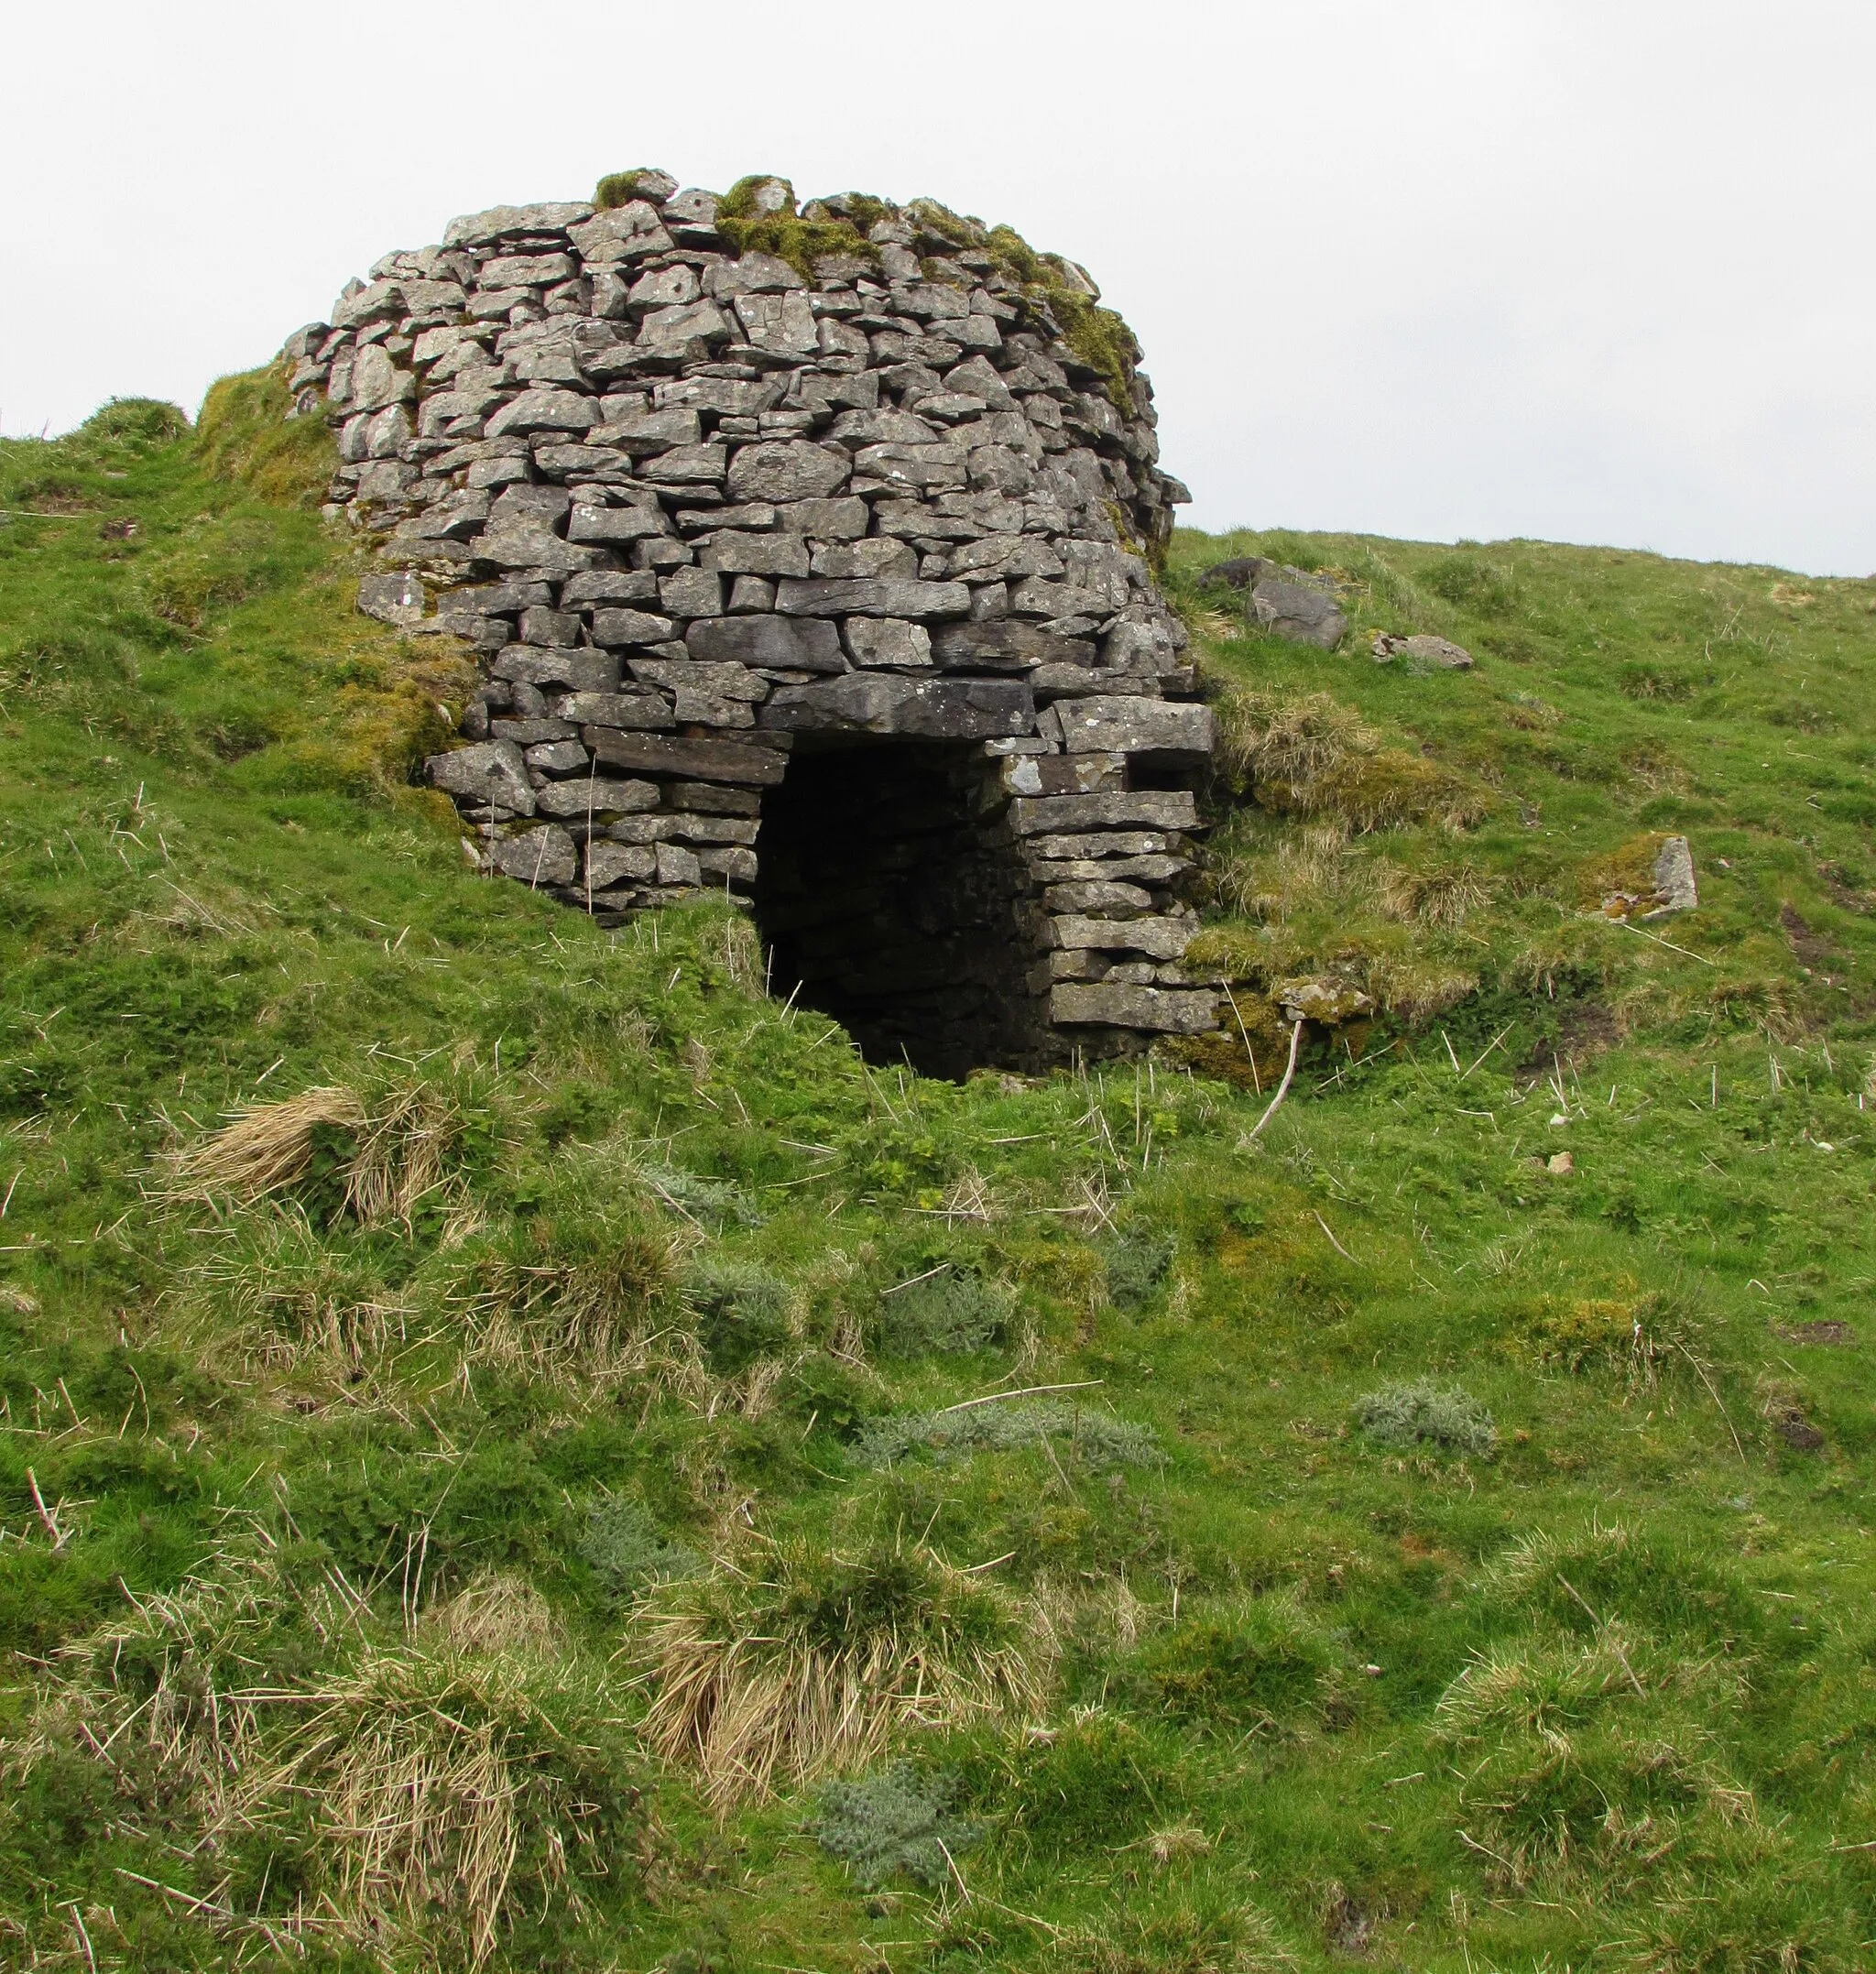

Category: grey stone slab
[1049, 984, 1216, 1033]
[533, 776, 660, 818]
[560, 569, 660, 605]
[1250, 577, 1347, 650]
[1051, 695, 1215, 758]
[487, 823, 578, 886]
[584, 840, 658, 888]
[480, 251, 576, 289]
[427, 739, 535, 814]
[842, 617, 933, 668]
[568, 502, 669, 544]
[732, 290, 819, 354]
[585, 729, 790, 785]
[1009, 791, 1198, 835]
[1052, 915, 1194, 959]
[700, 532, 811, 577]
[490, 647, 619, 692]
[445, 203, 594, 248]
[811, 538, 918, 579]
[725, 441, 851, 503]
[760, 673, 1031, 738]
[687, 615, 845, 673]
[350, 344, 415, 413]
[524, 739, 591, 776]
[485, 389, 599, 438]
[775, 577, 970, 619]
[931, 620, 1091, 668]
[659, 567, 725, 616]
[1043, 880, 1155, 915]
[568, 203, 672, 262]
[474, 525, 607, 575]
[560, 691, 676, 729]
[357, 573, 428, 626]
[590, 607, 678, 647]
[591, 407, 702, 453]
[775, 496, 870, 539]
[638, 442, 728, 485]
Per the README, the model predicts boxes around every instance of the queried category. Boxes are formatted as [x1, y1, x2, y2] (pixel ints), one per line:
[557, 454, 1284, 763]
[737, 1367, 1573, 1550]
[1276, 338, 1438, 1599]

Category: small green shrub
[1355, 1380, 1496, 1456]
[648, 1163, 763, 1227]
[685, 1258, 791, 1371]
[1104, 1226, 1175, 1312]
[579, 1498, 699, 1605]
[879, 1267, 1010, 1356]
[813, 1764, 980, 1888]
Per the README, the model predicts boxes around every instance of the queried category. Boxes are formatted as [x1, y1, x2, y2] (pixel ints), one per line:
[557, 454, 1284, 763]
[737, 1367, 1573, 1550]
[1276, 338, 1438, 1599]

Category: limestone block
[350, 344, 415, 413]
[774, 577, 970, 619]
[732, 290, 818, 354]
[590, 608, 677, 648]
[560, 691, 675, 729]
[481, 251, 576, 289]
[532, 777, 659, 818]
[726, 441, 851, 503]
[568, 203, 671, 262]
[843, 618, 933, 669]
[485, 389, 599, 439]
[688, 615, 845, 673]
[591, 408, 702, 454]
[1009, 791, 1199, 836]
[487, 824, 577, 887]
[1250, 577, 1346, 649]
[585, 731, 790, 785]
[1051, 916, 1194, 961]
[1052, 695, 1216, 758]
[1043, 880, 1155, 915]
[584, 840, 657, 888]
[356, 573, 427, 627]
[426, 740, 535, 817]
[812, 538, 919, 580]
[1049, 984, 1218, 1033]
[932, 620, 1091, 668]
[700, 533, 811, 578]
[568, 502, 667, 544]
[444, 203, 593, 248]
[760, 674, 1031, 739]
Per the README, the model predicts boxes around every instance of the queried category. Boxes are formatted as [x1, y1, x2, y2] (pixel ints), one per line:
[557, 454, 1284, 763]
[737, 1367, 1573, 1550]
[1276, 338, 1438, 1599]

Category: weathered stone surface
[687, 615, 845, 672]
[485, 389, 599, 439]
[350, 344, 415, 413]
[1050, 696, 1216, 758]
[427, 739, 535, 814]
[1053, 915, 1194, 959]
[568, 203, 671, 263]
[561, 691, 675, 729]
[1049, 984, 1217, 1032]
[357, 573, 427, 627]
[1371, 631, 1473, 670]
[931, 620, 1091, 667]
[487, 824, 577, 886]
[1009, 791, 1199, 835]
[1641, 835, 1697, 918]
[590, 608, 676, 647]
[1251, 577, 1346, 649]
[533, 776, 660, 818]
[725, 441, 850, 503]
[584, 840, 657, 888]
[584, 730, 790, 785]
[490, 646, 617, 691]
[444, 202, 592, 248]
[843, 617, 933, 668]
[700, 532, 811, 578]
[760, 674, 1031, 738]
[568, 502, 667, 544]
[776, 577, 970, 619]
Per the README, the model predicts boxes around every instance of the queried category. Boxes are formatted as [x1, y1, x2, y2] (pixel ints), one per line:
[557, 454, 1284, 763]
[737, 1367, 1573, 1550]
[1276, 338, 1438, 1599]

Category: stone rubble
[280, 172, 1216, 1066]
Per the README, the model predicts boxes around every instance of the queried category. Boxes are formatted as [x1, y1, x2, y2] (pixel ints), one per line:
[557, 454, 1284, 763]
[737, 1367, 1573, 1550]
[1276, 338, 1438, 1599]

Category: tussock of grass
[856, 1398, 1162, 1470]
[633, 1543, 1049, 1809]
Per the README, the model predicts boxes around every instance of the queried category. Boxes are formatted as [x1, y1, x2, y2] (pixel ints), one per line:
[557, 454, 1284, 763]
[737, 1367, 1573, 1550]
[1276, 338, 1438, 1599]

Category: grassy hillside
[0, 380, 1872, 1973]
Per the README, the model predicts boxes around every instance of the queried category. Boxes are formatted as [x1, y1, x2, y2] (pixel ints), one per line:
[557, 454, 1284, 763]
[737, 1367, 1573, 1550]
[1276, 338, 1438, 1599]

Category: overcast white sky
[6, 2, 1871, 573]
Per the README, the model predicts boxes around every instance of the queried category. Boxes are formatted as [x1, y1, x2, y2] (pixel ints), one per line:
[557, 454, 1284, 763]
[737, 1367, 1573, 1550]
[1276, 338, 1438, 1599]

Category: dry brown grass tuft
[632, 1542, 1052, 1811]
[452, 1226, 693, 1392]
[16, 1553, 634, 1969]
[1374, 859, 1494, 927]
[172, 1085, 365, 1202]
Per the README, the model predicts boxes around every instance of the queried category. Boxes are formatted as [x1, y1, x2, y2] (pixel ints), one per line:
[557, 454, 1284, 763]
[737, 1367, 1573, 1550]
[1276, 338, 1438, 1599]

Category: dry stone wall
[281, 170, 1220, 1070]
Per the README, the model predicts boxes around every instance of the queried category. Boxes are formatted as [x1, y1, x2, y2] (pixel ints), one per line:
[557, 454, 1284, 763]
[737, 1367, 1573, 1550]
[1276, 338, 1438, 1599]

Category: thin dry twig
[1246, 1019, 1305, 1144]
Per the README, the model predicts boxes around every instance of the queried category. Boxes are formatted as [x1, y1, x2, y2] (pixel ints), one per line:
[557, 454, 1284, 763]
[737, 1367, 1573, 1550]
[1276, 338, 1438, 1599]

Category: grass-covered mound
[0, 383, 1871, 1970]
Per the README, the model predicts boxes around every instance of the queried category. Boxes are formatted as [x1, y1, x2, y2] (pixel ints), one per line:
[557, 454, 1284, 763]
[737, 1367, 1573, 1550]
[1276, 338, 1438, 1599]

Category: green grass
[0, 394, 1873, 1971]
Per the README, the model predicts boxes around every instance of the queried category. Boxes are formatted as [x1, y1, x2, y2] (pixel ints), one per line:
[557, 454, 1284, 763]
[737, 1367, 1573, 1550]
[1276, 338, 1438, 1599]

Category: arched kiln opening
[752, 737, 1053, 1080]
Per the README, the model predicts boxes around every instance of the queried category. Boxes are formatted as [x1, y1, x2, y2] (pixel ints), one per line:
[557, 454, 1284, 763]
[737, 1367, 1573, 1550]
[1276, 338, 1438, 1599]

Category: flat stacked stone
[280, 172, 1216, 1063]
